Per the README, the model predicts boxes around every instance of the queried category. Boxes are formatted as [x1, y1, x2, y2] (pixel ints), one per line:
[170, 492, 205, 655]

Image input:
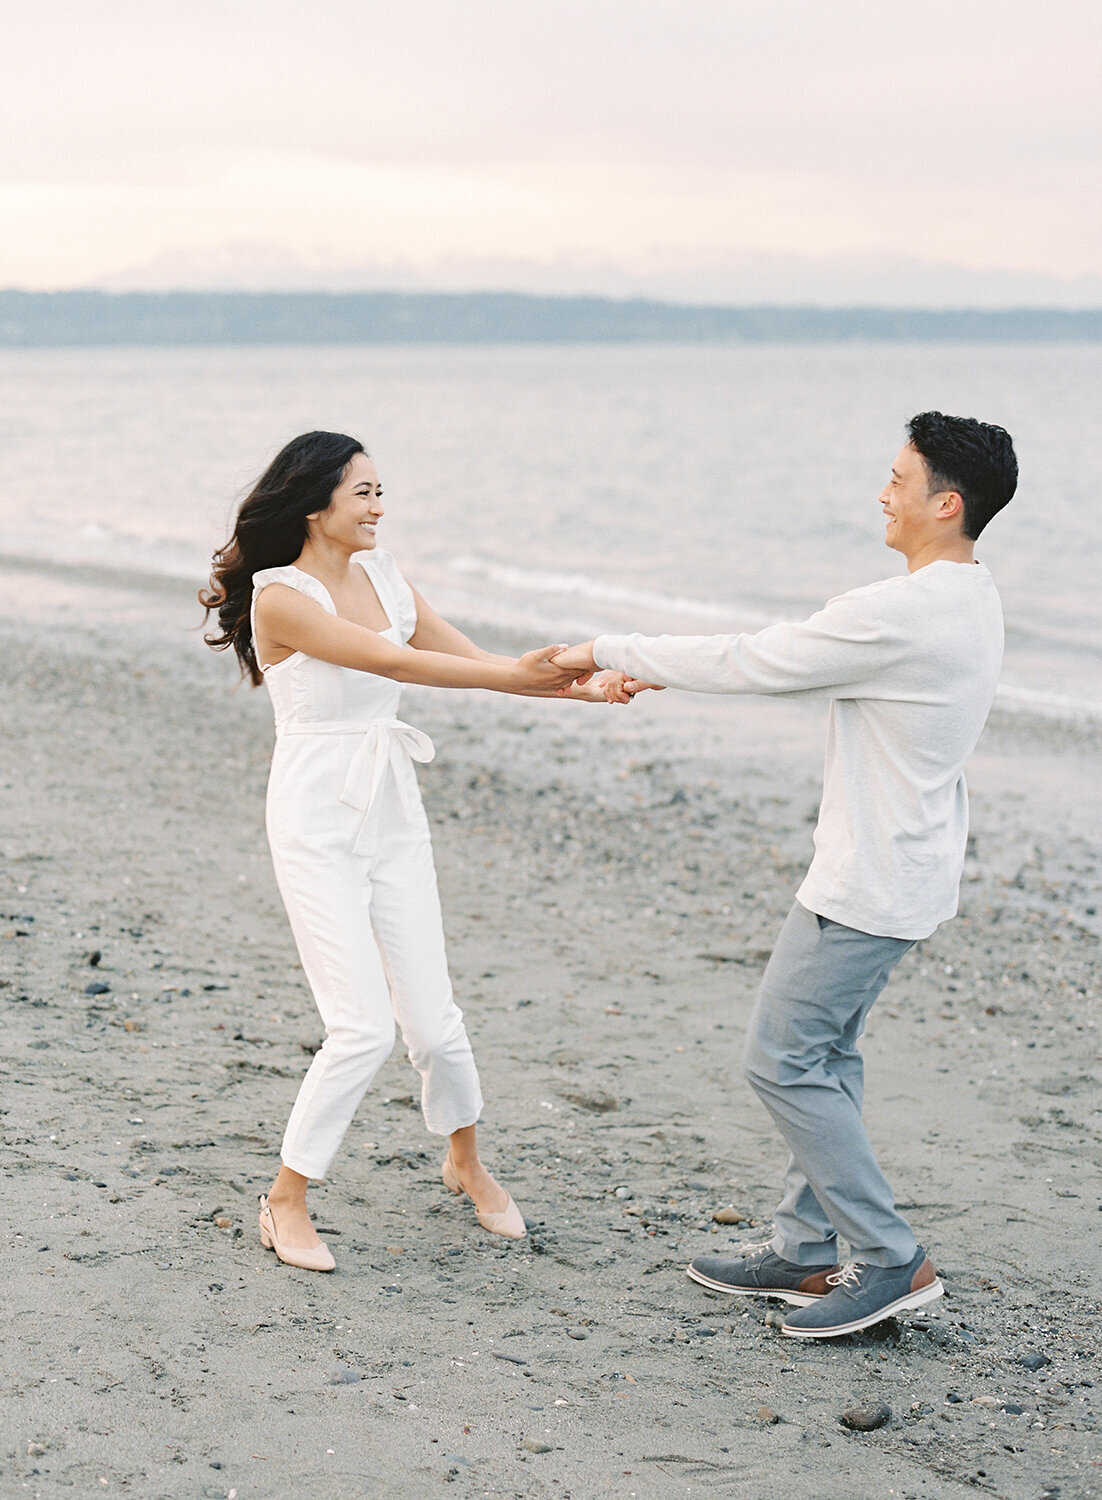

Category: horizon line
[3, 287, 1101, 314]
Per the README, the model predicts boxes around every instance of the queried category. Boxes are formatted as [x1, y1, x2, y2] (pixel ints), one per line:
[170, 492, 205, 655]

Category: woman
[201, 431, 629, 1271]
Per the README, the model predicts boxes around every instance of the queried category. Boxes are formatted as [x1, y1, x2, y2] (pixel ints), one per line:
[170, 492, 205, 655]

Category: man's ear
[937, 491, 964, 524]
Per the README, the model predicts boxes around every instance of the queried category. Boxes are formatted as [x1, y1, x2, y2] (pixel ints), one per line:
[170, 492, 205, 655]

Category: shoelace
[737, 1238, 776, 1258]
[826, 1261, 862, 1289]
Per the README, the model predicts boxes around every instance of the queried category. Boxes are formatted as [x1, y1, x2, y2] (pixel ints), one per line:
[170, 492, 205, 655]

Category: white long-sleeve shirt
[594, 560, 1004, 939]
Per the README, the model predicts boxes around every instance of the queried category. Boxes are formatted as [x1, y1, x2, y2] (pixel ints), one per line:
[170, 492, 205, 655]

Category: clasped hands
[552, 641, 662, 705]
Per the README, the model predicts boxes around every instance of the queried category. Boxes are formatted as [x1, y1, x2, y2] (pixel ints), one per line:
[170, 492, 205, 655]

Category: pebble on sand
[712, 1207, 746, 1224]
[521, 1440, 553, 1454]
[840, 1400, 892, 1432]
[84, 981, 111, 996]
[325, 1362, 361, 1385]
[756, 1405, 780, 1424]
[1018, 1351, 1051, 1371]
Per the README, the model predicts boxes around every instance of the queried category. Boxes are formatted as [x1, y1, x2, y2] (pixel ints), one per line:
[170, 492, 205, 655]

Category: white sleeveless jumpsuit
[251, 549, 483, 1181]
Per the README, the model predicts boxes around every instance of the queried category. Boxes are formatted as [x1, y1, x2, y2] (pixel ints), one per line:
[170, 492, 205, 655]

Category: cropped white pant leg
[270, 786, 483, 1182]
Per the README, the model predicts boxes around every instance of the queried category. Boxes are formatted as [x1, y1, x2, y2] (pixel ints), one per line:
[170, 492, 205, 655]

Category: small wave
[0, 528, 209, 584]
[995, 682, 1102, 722]
[448, 554, 776, 629]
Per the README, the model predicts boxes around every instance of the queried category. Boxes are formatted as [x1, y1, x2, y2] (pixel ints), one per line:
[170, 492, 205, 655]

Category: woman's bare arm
[255, 584, 578, 694]
[406, 584, 628, 702]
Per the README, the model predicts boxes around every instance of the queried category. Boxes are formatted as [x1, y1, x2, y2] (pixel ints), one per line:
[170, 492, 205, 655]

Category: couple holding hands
[203, 409, 1016, 1341]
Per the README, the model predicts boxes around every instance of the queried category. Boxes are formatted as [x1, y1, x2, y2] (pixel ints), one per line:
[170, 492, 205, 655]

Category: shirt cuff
[592, 634, 623, 673]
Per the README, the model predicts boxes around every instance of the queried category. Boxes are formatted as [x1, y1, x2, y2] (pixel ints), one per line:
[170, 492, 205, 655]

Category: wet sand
[1, 563, 1100, 1499]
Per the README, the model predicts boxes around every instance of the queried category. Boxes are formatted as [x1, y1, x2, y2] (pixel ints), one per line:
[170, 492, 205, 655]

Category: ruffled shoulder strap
[250, 566, 336, 664]
[355, 549, 419, 644]
[251, 564, 335, 612]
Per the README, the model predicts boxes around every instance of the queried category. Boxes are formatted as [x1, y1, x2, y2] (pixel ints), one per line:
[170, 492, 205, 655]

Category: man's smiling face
[879, 442, 947, 557]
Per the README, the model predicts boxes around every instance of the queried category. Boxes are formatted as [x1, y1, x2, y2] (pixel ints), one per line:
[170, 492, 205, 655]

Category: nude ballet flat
[442, 1155, 527, 1240]
[258, 1194, 336, 1272]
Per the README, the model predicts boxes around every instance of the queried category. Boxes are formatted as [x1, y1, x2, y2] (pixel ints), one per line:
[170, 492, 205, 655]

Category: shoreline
[2, 598, 1100, 1497]
[0, 544, 1100, 727]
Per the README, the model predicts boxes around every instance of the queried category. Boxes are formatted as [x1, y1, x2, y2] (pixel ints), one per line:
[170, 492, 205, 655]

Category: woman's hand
[619, 676, 666, 700]
[563, 670, 630, 703]
[566, 671, 668, 704]
[511, 644, 586, 694]
[560, 670, 668, 703]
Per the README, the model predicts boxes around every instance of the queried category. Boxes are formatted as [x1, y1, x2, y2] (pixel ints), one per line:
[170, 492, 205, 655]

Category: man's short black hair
[906, 411, 1017, 540]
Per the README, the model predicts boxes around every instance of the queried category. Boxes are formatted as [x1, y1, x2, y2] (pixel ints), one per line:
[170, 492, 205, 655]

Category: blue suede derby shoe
[781, 1247, 943, 1338]
[687, 1243, 840, 1306]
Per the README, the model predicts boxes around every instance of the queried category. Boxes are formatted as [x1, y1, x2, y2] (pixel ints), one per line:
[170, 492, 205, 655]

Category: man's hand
[550, 641, 598, 678]
[513, 644, 586, 693]
[551, 644, 666, 702]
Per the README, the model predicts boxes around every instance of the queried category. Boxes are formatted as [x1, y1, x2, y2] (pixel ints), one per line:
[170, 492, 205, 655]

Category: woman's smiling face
[308, 451, 384, 551]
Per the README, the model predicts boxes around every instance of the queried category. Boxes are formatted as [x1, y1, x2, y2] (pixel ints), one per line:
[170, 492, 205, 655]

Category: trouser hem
[423, 1107, 483, 1138]
[771, 1234, 840, 1267]
[842, 1244, 920, 1269]
[280, 1153, 332, 1181]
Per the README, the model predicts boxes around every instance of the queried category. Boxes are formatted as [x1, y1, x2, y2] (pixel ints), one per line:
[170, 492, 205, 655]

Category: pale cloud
[3, 0, 1099, 293]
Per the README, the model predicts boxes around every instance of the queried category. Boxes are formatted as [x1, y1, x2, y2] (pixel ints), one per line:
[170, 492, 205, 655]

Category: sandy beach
[1, 557, 1100, 1499]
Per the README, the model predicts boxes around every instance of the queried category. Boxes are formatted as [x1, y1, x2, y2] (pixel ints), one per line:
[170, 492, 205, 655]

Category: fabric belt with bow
[280, 717, 436, 857]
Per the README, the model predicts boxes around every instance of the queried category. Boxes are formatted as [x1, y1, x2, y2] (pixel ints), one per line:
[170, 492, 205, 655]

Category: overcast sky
[4, 0, 1100, 302]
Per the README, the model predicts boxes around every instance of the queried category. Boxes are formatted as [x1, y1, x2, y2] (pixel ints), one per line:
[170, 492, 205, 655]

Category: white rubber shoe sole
[686, 1263, 823, 1306]
[782, 1277, 944, 1338]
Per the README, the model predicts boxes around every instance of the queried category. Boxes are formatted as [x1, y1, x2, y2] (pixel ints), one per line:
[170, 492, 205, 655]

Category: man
[554, 412, 1017, 1339]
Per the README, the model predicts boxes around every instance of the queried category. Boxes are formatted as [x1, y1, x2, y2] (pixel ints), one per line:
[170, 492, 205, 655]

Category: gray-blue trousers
[741, 901, 918, 1268]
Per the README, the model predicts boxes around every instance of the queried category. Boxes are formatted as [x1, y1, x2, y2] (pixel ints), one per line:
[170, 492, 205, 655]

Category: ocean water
[0, 342, 1098, 720]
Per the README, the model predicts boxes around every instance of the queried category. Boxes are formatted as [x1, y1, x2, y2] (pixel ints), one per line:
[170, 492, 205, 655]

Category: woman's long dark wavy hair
[200, 430, 365, 685]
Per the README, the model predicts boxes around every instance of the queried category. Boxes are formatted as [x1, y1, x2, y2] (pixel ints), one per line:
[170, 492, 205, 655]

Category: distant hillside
[0, 290, 1099, 346]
